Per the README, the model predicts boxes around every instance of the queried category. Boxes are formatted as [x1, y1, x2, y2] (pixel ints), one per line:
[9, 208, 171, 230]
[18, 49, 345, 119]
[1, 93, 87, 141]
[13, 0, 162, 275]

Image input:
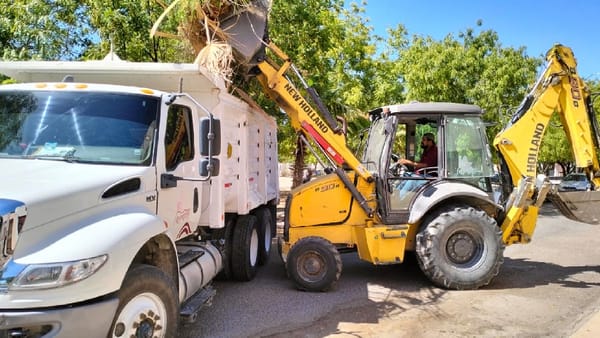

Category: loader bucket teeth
[219, 1, 270, 68]
[546, 191, 600, 225]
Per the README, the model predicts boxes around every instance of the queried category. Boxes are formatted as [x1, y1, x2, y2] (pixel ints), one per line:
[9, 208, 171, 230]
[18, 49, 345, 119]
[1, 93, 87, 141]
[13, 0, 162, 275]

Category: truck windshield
[0, 90, 158, 165]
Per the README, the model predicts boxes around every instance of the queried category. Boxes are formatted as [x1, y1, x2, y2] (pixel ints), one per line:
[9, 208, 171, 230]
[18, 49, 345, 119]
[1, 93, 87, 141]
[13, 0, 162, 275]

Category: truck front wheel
[287, 236, 342, 292]
[109, 264, 178, 338]
[416, 205, 504, 290]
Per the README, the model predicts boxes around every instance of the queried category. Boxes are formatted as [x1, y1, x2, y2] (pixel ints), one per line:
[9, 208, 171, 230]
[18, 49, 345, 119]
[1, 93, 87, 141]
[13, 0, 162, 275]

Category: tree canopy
[2, 0, 597, 169]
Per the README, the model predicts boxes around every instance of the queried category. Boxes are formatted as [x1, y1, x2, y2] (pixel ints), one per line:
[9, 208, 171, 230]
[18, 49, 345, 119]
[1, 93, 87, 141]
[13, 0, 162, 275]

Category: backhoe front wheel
[416, 205, 504, 290]
[287, 236, 342, 292]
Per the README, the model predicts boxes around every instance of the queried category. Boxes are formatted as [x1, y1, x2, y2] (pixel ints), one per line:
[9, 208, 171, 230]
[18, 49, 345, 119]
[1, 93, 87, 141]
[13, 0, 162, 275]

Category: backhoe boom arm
[494, 45, 600, 186]
[255, 43, 374, 216]
[493, 44, 600, 242]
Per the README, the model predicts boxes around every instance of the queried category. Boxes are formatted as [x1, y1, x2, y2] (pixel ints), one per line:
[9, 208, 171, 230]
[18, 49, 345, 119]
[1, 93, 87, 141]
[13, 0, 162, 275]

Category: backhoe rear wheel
[416, 205, 504, 290]
[287, 236, 342, 292]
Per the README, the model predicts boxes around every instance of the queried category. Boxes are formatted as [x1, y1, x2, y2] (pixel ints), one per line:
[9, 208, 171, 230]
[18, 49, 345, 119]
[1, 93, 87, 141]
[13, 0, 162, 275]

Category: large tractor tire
[287, 236, 342, 292]
[416, 205, 504, 290]
[109, 265, 178, 338]
[231, 214, 260, 281]
[253, 207, 273, 266]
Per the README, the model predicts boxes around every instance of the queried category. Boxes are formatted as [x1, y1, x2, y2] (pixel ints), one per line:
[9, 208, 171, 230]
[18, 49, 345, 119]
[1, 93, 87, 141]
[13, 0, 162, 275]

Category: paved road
[180, 204, 600, 337]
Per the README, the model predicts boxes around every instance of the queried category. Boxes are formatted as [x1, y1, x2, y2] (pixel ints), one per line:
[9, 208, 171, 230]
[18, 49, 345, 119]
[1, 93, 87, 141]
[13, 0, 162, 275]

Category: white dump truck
[0, 57, 278, 337]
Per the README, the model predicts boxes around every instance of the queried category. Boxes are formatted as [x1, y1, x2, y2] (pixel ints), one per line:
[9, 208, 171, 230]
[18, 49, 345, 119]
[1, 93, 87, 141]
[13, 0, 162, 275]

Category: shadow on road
[261, 253, 448, 337]
[490, 257, 600, 290]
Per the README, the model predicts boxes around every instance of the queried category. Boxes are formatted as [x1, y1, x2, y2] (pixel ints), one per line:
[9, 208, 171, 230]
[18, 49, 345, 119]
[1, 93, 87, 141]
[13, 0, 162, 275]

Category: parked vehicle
[558, 173, 591, 191]
[548, 176, 563, 186]
[0, 59, 279, 336]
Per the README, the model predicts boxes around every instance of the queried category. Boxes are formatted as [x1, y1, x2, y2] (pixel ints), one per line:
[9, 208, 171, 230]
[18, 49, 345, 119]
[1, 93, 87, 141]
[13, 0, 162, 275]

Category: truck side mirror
[199, 118, 221, 156]
[200, 158, 220, 176]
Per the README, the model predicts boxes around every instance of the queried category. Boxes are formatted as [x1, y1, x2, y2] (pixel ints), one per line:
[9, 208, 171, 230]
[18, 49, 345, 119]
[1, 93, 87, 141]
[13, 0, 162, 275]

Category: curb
[571, 309, 600, 338]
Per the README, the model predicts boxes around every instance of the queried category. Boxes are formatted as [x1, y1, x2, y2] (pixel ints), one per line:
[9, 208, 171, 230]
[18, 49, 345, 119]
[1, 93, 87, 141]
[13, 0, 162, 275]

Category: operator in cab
[399, 132, 437, 171]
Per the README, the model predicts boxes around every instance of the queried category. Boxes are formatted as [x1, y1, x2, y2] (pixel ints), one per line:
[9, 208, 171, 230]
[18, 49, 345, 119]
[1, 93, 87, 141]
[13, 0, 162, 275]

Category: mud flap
[547, 191, 600, 225]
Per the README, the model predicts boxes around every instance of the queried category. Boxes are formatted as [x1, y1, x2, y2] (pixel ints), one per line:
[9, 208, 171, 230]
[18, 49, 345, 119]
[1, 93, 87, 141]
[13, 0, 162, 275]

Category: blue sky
[361, 0, 599, 79]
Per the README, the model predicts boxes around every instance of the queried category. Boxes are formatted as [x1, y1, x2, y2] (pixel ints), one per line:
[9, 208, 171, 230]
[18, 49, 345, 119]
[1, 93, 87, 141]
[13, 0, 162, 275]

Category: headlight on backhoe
[8, 255, 108, 290]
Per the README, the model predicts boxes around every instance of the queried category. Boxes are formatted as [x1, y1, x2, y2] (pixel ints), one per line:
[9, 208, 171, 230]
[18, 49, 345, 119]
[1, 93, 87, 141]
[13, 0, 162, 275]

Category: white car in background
[558, 173, 591, 192]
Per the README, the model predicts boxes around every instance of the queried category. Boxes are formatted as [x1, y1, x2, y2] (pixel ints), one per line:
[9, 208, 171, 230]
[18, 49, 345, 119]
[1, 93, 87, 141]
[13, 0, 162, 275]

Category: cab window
[164, 105, 194, 171]
[445, 116, 493, 187]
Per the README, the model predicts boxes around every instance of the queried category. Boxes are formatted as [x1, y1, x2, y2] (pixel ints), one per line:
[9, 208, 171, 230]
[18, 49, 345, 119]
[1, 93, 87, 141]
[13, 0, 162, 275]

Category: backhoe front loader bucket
[547, 190, 600, 225]
[218, 0, 270, 68]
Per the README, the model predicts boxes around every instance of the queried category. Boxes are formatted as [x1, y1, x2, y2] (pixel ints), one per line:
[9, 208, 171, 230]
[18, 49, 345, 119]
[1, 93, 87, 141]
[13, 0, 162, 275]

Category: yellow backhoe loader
[196, 2, 600, 291]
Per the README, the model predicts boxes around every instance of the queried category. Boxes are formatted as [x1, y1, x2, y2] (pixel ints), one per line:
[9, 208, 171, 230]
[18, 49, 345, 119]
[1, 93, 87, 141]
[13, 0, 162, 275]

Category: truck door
[156, 97, 202, 240]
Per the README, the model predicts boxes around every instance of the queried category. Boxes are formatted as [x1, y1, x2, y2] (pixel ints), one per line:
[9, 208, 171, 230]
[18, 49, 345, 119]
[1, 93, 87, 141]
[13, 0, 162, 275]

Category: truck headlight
[9, 255, 107, 290]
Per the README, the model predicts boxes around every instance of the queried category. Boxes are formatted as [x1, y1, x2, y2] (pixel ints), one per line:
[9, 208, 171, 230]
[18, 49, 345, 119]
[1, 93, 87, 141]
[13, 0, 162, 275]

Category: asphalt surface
[180, 201, 600, 338]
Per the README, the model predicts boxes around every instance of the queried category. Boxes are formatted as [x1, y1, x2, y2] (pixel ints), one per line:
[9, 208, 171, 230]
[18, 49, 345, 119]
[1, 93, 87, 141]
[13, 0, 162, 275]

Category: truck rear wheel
[416, 205, 504, 290]
[109, 264, 178, 338]
[231, 215, 259, 281]
[253, 207, 273, 266]
[287, 236, 342, 292]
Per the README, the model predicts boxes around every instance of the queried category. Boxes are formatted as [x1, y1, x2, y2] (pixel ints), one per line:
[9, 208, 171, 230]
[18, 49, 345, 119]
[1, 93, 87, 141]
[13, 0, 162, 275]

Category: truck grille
[0, 199, 27, 269]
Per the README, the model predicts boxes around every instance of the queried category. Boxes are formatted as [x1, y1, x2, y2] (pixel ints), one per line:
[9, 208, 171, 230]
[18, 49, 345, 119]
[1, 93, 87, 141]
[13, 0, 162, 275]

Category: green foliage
[262, 0, 392, 160]
[82, 0, 188, 62]
[0, 0, 93, 60]
[4, 0, 594, 171]
[395, 26, 540, 122]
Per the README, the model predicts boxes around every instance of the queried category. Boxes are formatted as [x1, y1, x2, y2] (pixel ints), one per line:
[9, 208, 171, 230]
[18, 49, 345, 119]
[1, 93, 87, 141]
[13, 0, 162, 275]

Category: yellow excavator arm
[494, 44, 599, 185]
[494, 44, 600, 243]
[255, 43, 372, 179]
[254, 43, 375, 217]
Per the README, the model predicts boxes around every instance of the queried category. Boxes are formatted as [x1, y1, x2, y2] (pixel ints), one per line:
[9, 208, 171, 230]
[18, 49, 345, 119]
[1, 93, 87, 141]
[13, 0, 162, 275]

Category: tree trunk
[292, 135, 305, 189]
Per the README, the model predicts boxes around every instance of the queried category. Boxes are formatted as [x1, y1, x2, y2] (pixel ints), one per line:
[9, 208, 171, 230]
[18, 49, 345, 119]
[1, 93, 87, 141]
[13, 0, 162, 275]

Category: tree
[394, 25, 540, 122]
[83, 0, 187, 62]
[389, 23, 541, 166]
[0, 0, 93, 60]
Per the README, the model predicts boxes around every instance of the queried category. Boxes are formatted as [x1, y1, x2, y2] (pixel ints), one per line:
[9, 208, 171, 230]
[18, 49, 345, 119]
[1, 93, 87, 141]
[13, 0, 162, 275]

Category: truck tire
[109, 264, 178, 338]
[416, 205, 504, 290]
[231, 215, 259, 281]
[214, 216, 236, 280]
[253, 207, 273, 266]
[269, 203, 277, 239]
[287, 236, 342, 292]
[277, 238, 288, 264]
